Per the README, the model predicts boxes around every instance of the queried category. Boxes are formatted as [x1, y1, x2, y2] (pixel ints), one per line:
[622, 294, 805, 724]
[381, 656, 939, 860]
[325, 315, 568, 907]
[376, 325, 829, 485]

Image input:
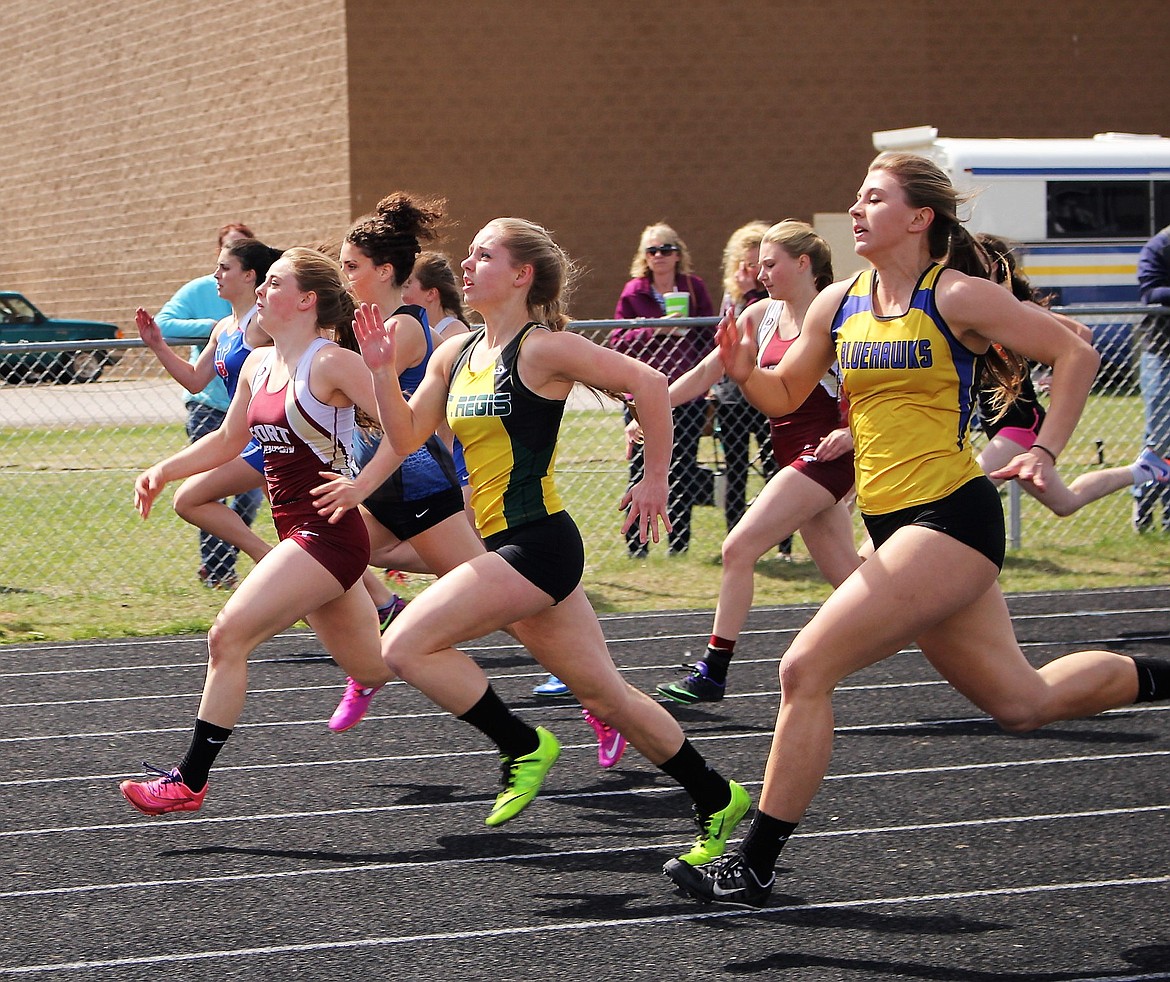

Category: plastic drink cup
[663, 292, 690, 318]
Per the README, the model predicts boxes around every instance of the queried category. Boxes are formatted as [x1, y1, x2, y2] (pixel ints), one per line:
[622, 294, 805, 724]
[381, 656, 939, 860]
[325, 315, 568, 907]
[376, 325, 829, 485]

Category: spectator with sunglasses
[610, 223, 715, 556]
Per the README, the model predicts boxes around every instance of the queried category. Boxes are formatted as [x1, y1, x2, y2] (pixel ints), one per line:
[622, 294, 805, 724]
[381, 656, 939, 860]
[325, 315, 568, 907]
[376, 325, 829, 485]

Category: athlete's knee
[171, 483, 206, 522]
[721, 529, 762, 570]
[579, 681, 641, 726]
[381, 632, 427, 678]
[777, 645, 834, 698]
[171, 485, 195, 521]
[988, 700, 1045, 733]
[206, 616, 250, 670]
[380, 642, 411, 678]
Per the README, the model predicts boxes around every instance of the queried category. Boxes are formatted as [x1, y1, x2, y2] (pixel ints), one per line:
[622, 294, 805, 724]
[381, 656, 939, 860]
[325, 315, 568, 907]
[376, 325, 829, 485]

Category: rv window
[1154, 182, 1170, 233]
[1046, 181, 1148, 238]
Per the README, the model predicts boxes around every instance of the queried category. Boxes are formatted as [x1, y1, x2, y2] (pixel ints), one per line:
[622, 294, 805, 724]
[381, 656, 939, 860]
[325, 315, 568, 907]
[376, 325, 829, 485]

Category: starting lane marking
[3, 672, 1167, 746]
[2, 722, 1167, 792]
[2, 774, 1168, 852]
[1, 872, 1168, 976]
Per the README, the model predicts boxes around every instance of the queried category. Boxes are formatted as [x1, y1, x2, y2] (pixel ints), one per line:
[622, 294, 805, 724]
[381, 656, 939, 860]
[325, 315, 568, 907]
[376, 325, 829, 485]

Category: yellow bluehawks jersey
[446, 324, 565, 537]
[831, 264, 983, 514]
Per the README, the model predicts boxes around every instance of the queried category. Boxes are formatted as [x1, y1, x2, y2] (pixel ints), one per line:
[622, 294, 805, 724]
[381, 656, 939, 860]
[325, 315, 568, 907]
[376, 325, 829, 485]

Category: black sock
[702, 643, 734, 685]
[176, 718, 233, 792]
[457, 685, 540, 759]
[1131, 655, 1170, 702]
[658, 738, 730, 816]
[740, 811, 798, 883]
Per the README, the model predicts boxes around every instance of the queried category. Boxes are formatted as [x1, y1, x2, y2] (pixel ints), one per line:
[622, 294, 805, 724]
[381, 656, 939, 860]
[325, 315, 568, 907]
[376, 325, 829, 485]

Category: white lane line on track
[4, 613, 1165, 683]
[1, 622, 1164, 686]
[1, 872, 1168, 976]
[0, 668, 949, 717]
[1, 802, 1168, 902]
[1, 695, 1164, 749]
[0, 593, 1165, 662]
[0, 633, 524, 659]
[3, 751, 1168, 838]
[2, 690, 1165, 748]
[7, 740, 1169, 792]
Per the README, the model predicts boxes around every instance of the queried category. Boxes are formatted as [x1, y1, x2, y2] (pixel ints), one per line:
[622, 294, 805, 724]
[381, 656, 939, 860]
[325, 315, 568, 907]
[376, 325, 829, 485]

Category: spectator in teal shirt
[155, 222, 261, 588]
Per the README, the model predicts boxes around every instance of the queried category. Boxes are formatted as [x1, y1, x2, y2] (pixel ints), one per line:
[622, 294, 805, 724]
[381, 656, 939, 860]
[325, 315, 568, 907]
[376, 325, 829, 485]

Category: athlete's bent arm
[730, 284, 843, 419]
[354, 302, 451, 457]
[134, 358, 257, 519]
[306, 343, 407, 521]
[940, 274, 1099, 490]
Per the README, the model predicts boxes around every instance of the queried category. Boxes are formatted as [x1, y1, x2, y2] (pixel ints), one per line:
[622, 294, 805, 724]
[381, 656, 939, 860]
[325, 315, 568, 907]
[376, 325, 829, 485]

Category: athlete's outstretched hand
[717, 308, 758, 384]
[619, 475, 671, 545]
[989, 449, 1051, 492]
[353, 302, 396, 374]
[135, 308, 165, 354]
[312, 471, 364, 524]
[134, 465, 166, 519]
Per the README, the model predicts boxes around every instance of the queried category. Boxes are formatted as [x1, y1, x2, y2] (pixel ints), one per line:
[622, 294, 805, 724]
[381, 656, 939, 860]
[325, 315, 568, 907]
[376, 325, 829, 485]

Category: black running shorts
[862, 476, 1006, 569]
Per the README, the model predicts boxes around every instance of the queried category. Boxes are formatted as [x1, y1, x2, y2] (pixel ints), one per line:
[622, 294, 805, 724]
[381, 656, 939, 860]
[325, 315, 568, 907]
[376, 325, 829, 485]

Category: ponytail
[946, 225, 988, 277]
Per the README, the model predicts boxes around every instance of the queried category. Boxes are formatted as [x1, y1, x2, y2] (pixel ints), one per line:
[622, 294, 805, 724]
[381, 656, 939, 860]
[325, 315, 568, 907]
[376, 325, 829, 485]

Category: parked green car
[0, 291, 122, 383]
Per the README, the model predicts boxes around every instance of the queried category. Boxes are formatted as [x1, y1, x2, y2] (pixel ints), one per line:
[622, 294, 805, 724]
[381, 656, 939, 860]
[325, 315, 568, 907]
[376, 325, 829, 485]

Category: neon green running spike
[676, 780, 751, 866]
[485, 726, 561, 827]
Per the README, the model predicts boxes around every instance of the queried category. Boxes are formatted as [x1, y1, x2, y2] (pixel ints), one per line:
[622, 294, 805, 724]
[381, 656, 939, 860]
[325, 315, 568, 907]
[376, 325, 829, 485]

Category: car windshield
[0, 297, 38, 324]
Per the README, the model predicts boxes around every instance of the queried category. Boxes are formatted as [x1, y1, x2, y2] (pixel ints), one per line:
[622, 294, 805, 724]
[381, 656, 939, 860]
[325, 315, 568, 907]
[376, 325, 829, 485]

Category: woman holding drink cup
[610, 223, 715, 556]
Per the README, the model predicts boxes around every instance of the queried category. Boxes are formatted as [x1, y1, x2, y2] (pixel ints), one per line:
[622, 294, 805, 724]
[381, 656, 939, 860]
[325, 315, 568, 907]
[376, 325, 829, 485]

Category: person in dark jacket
[1134, 225, 1170, 531]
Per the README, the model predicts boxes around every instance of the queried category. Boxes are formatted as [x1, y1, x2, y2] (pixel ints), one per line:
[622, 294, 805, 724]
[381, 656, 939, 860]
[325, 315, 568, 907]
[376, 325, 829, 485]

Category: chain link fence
[0, 308, 1164, 618]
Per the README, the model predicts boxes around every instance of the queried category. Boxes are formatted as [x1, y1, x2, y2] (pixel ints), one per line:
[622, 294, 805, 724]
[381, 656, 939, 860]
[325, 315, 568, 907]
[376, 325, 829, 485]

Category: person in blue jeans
[156, 223, 262, 587]
[1134, 224, 1170, 532]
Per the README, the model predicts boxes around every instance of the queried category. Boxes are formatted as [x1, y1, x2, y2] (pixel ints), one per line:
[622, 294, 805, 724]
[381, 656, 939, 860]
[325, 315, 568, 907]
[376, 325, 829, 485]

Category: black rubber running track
[1, 586, 1167, 980]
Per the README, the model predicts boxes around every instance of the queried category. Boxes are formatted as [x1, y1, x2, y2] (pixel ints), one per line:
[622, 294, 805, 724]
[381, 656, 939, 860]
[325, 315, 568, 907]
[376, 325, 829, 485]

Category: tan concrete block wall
[0, 0, 351, 332]
[346, 0, 1170, 318]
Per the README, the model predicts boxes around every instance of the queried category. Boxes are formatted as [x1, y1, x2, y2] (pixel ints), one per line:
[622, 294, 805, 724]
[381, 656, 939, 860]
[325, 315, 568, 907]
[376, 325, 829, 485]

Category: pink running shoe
[582, 708, 627, 768]
[329, 678, 385, 732]
[119, 764, 206, 816]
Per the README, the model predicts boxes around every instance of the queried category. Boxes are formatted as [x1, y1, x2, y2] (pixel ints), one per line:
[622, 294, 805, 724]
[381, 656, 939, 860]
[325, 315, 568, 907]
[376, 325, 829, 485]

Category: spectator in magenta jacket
[610, 223, 715, 556]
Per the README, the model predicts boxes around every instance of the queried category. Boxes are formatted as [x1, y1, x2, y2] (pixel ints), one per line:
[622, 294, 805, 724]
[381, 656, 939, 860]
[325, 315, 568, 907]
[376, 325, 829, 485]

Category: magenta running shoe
[582, 708, 627, 768]
[329, 678, 385, 732]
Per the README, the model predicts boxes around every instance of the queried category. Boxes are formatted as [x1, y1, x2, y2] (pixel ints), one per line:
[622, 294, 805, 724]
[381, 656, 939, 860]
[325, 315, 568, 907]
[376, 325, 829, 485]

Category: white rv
[873, 126, 1170, 303]
[872, 126, 1170, 376]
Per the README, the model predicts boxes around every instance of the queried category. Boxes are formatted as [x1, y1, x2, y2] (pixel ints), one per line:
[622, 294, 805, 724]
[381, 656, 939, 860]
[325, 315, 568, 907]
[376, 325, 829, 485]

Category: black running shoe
[657, 667, 725, 704]
[663, 853, 773, 908]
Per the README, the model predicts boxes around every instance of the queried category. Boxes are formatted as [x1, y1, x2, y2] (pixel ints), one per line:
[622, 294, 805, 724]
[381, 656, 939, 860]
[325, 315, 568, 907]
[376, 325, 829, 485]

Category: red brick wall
[346, 0, 1170, 316]
[1, 0, 1167, 329]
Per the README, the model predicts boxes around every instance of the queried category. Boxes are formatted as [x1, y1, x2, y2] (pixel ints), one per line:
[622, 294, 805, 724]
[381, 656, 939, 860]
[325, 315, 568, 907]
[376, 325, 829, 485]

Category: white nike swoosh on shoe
[710, 872, 774, 899]
[602, 733, 622, 756]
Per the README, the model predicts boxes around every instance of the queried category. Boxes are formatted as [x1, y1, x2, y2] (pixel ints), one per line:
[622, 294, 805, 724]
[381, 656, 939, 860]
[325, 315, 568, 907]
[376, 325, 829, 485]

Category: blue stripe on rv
[1022, 244, 1141, 256]
[967, 167, 1170, 176]
[1034, 284, 1139, 304]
